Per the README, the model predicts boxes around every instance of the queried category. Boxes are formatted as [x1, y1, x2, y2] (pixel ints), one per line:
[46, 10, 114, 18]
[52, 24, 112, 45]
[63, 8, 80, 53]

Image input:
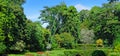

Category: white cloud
[26, 14, 40, 22]
[74, 4, 91, 11]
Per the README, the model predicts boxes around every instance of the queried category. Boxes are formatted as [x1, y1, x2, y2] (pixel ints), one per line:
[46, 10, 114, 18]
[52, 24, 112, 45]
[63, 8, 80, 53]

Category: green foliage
[39, 2, 120, 49]
[1, 0, 120, 54]
[114, 33, 120, 52]
[10, 40, 25, 52]
[25, 21, 49, 51]
[79, 10, 89, 22]
[108, 52, 120, 56]
[34, 22, 46, 51]
[59, 32, 75, 49]
[108, 0, 119, 3]
[92, 50, 106, 56]
[80, 28, 95, 44]
[40, 3, 80, 41]
[52, 34, 61, 49]
[0, 29, 5, 41]
[114, 44, 120, 52]
[87, 2, 120, 46]
[0, 0, 27, 53]
[25, 20, 44, 51]
[51, 32, 75, 49]
[0, 42, 6, 54]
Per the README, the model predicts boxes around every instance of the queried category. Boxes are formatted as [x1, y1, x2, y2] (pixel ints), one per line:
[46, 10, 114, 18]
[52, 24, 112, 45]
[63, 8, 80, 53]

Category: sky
[22, 0, 108, 27]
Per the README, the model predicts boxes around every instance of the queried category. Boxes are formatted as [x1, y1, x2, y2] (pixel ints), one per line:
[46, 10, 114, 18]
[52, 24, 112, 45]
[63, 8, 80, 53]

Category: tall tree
[108, 0, 119, 3]
[40, 3, 80, 44]
[0, 0, 27, 52]
[87, 2, 120, 46]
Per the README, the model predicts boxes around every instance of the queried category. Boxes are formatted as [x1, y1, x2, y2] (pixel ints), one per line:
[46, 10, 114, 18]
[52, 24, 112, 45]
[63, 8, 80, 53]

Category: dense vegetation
[0, 0, 120, 55]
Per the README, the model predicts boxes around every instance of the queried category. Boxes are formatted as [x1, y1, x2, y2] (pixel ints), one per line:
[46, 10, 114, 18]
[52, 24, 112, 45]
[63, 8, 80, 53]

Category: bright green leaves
[0, 34, 5, 41]
[7, 34, 13, 41]
[0, 42, 6, 54]
[86, 2, 120, 46]
[25, 21, 50, 51]
[52, 32, 75, 49]
[0, 0, 27, 52]
[40, 3, 80, 40]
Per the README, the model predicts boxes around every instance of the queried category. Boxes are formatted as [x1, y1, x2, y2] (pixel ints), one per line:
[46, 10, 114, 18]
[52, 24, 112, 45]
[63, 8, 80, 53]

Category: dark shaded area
[76, 53, 81, 56]
[0, 54, 8, 56]
[92, 50, 106, 56]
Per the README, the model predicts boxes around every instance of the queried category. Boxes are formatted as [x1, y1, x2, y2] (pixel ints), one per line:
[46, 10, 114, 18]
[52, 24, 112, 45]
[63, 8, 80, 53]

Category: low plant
[96, 38, 103, 47]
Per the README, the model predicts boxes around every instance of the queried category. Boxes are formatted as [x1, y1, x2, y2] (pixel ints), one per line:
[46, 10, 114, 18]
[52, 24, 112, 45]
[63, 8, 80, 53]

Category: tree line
[0, 0, 120, 54]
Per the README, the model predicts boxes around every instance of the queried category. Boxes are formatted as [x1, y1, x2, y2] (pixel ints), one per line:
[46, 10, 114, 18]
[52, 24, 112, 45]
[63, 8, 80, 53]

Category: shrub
[96, 39, 103, 47]
[60, 32, 75, 49]
[114, 34, 120, 52]
[80, 28, 95, 44]
[92, 50, 106, 56]
[0, 42, 6, 54]
[52, 32, 75, 49]
[114, 44, 120, 52]
[51, 34, 61, 49]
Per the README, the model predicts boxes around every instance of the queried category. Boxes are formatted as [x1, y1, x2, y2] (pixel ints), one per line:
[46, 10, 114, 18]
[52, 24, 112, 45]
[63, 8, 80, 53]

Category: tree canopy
[0, 0, 120, 54]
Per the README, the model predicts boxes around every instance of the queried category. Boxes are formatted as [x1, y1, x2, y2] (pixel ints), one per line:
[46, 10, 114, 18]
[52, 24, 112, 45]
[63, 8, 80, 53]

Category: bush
[92, 50, 106, 56]
[51, 34, 61, 49]
[0, 42, 6, 54]
[80, 28, 95, 44]
[52, 32, 75, 49]
[114, 44, 120, 52]
[114, 34, 120, 52]
[96, 39, 103, 47]
[60, 32, 75, 49]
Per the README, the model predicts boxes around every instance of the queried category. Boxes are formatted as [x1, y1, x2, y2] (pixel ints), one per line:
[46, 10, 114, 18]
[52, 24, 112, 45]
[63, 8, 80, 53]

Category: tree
[79, 10, 89, 22]
[108, 0, 119, 3]
[0, 0, 27, 52]
[40, 3, 80, 44]
[51, 32, 75, 49]
[86, 2, 120, 46]
[80, 28, 95, 44]
[26, 20, 50, 51]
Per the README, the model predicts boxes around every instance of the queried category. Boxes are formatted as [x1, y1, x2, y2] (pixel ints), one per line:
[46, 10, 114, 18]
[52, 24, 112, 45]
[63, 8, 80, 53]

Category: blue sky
[22, 0, 108, 27]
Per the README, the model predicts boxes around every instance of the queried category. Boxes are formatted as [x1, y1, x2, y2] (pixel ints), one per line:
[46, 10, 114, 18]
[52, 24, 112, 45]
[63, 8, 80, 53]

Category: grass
[7, 49, 110, 56]
[8, 46, 120, 56]
[9, 52, 39, 56]
[8, 50, 64, 56]
[48, 50, 65, 56]
[108, 52, 120, 56]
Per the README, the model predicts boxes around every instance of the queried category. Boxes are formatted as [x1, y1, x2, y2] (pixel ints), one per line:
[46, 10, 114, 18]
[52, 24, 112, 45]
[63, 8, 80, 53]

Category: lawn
[8, 45, 120, 56]
[8, 48, 119, 56]
[9, 50, 65, 56]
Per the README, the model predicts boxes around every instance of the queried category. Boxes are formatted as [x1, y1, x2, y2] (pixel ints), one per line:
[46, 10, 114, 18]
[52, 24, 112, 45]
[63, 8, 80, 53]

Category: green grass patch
[8, 47, 119, 56]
